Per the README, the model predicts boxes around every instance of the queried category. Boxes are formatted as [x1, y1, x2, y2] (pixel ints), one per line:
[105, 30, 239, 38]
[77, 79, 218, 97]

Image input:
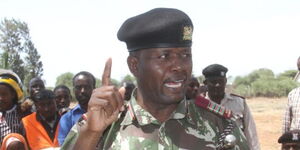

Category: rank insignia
[183, 26, 193, 41]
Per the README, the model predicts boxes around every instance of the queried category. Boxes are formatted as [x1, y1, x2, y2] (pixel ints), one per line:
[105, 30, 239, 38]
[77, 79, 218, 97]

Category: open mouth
[164, 79, 184, 88]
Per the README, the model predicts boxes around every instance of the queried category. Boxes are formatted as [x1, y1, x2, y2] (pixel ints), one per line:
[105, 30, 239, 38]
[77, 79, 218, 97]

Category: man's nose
[171, 58, 183, 72]
[214, 83, 220, 87]
[80, 87, 85, 93]
[60, 98, 66, 103]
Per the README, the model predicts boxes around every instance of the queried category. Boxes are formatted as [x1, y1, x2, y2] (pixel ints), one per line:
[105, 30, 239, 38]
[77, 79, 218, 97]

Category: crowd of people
[0, 7, 299, 150]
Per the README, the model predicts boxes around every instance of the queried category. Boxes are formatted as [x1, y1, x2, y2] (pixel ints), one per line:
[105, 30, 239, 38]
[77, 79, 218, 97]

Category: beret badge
[183, 26, 193, 41]
[292, 133, 299, 141]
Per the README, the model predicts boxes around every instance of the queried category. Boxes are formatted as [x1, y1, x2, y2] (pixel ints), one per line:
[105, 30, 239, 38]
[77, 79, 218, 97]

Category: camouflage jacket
[61, 97, 249, 150]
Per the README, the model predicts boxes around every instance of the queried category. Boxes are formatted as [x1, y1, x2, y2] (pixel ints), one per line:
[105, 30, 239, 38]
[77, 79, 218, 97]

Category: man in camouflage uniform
[202, 64, 260, 150]
[61, 8, 249, 150]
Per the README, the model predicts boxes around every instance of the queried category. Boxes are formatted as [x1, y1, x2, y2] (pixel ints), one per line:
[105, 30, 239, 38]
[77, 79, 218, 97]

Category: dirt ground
[247, 97, 287, 150]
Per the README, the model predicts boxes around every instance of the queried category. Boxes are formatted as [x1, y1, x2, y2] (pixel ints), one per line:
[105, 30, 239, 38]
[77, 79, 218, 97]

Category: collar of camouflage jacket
[121, 97, 187, 126]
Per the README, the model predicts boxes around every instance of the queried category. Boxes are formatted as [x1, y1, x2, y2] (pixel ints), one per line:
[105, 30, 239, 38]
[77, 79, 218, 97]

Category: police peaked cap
[202, 64, 228, 78]
[117, 8, 193, 51]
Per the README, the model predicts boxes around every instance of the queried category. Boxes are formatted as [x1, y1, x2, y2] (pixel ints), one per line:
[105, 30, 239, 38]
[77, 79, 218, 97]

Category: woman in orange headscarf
[0, 133, 28, 150]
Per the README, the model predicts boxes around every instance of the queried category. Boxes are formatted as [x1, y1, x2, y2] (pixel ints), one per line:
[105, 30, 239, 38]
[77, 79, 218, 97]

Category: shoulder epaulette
[194, 96, 232, 119]
[230, 93, 245, 99]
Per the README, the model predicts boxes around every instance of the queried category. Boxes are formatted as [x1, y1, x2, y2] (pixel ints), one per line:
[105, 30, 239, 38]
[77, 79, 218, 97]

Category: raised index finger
[102, 58, 112, 86]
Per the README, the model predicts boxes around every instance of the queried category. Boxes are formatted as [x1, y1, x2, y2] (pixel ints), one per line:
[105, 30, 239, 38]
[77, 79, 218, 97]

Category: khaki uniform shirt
[208, 93, 260, 150]
[61, 96, 249, 150]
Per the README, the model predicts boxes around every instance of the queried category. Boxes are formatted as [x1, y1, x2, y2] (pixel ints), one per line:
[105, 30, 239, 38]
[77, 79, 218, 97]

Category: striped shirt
[283, 87, 300, 132]
[0, 105, 22, 144]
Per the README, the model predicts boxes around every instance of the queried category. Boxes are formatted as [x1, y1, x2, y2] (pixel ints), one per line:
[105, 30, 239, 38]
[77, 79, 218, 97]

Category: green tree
[196, 75, 205, 84]
[56, 72, 74, 88]
[277, 70, 298, 79]
[23, 40, 43, 87]
[95, 78, 101, 87]
[55, 72, 75, 101]
[233, 68, 298, 98]
[120, 74, 136, 85]
[0, 18, 43, 85]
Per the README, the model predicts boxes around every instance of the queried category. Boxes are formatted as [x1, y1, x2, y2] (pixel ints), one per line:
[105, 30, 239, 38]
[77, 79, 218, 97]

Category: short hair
[33, 89, 55, 102]
[72, 71, 96, 88]
[29, 77, 44, 87]
[53, 85, 71, 94]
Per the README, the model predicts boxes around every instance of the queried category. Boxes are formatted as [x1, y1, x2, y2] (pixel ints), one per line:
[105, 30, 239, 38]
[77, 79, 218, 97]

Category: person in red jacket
[21, 89, 60, 150]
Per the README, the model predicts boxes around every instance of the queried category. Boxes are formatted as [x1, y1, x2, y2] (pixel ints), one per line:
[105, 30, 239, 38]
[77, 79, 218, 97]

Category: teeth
[165, 83, 182, 88]
[164, 80, 183, 88]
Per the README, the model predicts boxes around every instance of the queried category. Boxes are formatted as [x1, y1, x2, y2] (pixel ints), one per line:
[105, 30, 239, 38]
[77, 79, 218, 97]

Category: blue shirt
[58, 104, 86, 145]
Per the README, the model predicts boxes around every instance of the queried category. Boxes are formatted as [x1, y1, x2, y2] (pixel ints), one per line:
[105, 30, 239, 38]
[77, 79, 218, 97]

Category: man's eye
[182, 53, 191, 58]
[159, 54, 168, 59]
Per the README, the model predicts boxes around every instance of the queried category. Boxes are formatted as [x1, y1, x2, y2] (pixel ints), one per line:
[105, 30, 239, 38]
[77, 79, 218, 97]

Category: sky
[0, 0, 299, 87]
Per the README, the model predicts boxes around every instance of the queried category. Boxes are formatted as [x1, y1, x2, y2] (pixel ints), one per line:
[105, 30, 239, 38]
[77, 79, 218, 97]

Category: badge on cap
[292, 133, 299, 141]
[183, 26, 193, 41]
[220, 71, 225, 77]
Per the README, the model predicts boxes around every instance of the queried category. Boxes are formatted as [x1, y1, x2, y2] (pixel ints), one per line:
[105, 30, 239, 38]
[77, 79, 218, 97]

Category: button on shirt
[283, 87, 300, 132]
[58, 104, 86, 145]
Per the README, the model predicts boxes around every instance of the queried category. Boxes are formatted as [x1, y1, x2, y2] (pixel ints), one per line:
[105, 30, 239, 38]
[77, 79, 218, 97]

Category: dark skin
[186, 77, 200, 99]
[0, 84, 17, 112]
[130, 47, 192, 121]
[35, 99, 57, 122]
[124, 83, 135, 101]
[54, 88, 71, 109]
[73, 75, 94, 112]
[74, 47, 192, 150]
[28, 78, 45, 98]
[282, 143, 300, 150]
[204, 77, 227, 104]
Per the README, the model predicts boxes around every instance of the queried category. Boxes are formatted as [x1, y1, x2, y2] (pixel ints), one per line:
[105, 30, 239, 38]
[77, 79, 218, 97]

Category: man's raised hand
[86, 58, 124, 133]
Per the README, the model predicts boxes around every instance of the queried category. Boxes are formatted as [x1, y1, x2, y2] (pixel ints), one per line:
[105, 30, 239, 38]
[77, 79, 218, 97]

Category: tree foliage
[55, 72, 75, 101]
[0, 18, 43, 88]
[232, 68, 298, 98]
[120, 74, 136, 86]
[55, 72, 74, 89]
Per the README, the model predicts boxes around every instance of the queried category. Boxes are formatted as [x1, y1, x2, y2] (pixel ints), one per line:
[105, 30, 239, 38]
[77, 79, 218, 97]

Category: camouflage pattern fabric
[61, 97, 249, 150]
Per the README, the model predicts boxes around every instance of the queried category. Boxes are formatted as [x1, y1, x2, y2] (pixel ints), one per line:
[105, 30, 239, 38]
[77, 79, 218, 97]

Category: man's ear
[203, 79, 207, 85]
[127, 56, 138, 77]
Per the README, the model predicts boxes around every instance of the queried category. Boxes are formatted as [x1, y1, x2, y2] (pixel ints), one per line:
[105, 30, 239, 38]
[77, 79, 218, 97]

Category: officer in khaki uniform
[61, 8, 249, 150]
[203, 64, 260, 150]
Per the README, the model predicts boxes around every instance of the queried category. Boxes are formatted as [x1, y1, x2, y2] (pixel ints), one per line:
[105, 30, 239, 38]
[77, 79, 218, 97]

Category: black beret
[117, 8, 193, 51]
[278, 130, 300, 143]
[202, 64, 228, 78]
